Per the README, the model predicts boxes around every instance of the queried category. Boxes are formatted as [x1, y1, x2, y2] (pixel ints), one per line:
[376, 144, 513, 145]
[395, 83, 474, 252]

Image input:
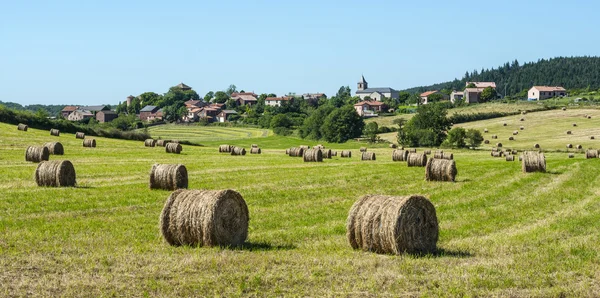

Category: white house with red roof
[353, 101, 387, 117]
[528, 86, 566, 101]
[265, 96, 293, 107]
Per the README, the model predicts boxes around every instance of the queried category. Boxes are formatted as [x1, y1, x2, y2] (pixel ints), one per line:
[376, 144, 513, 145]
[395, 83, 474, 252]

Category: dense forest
[403, 56, 600, 97]
[0, 101, 71, 117]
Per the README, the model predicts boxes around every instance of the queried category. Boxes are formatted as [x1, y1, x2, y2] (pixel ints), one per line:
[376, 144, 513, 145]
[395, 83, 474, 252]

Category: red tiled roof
[231, 92, 258, 97]
[354, 101, 386, 107]
[532, 86, 566, 92]
[265, 96, 293, 101]
[420, 91, 438, 97]
[466, 82, 496, 88]
[62, 106, 78, 112]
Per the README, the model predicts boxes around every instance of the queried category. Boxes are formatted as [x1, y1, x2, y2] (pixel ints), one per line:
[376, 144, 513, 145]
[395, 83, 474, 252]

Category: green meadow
[1, 116, 599, 296]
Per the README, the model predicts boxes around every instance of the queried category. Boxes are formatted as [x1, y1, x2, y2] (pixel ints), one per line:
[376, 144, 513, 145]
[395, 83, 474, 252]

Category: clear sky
[1, 0, 599, 106]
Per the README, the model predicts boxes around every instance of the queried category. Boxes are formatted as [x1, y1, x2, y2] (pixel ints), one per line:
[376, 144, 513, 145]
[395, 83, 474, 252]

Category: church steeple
[358, 75, 368, 91]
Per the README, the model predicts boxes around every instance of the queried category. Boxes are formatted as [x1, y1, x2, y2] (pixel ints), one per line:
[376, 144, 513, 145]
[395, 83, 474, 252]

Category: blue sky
[1, 0, 599, 106]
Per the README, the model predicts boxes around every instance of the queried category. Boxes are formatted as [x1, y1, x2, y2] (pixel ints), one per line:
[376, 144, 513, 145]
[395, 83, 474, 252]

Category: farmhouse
[67, 109, 93, 121]
[450, 90, 464, 103]
[353, 101, 387, 117]
[528, 86, 567, 101]
[231, 92, 258, 106]
[96, 110, 118, 123]
[61, 106, 78, 118]
[466, 82, 496, 88]
[265, 96, 293, 107]
[355, 75, 399, 101]
[139, 105, 163, 121]
[217, 110, 238, 122]
[420, 91, 448, 104]
[464, 88, 486, 104]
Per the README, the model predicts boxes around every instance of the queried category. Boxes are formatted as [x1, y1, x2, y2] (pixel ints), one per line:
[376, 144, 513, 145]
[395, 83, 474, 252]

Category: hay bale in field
[586, 149, 598, 159]
[484, 140, 490, 144]
[566, 131, 572, 135]
[231, 147, 246, 156]
[407, 153, 427, 167]
[250, 147, 261, 154]
[519, 155, 523, 161]
[513, 131, 518, 135]
[75, 132, 85, 139]
[492, 135, 498, 139]
[43, 142, 64, 155]
[491, 151, 503, 157]
[509, 136, 514, 141]
[251, 144, 258, 148]
[521, 151, 546, 173]
[521, 111, 527, 115]
[219, 144, 233, 152]
[433, 150, 443, 159]
[149, 164, 188, 190]
[35, 160, 76, 187]
[160, 189, 248, 247]
[520, 126, 524, 130]
[25, 146, 49, 162]
[18, 123, 28, 131]
[408, 148, 417, 153]
[562, 107, 566, 111]
[425, 158, 457, 182]
[566, 144, 573, 149]
[503, 123, 507, 126]
[588, 116, 592, 119]
[165, 142, 182, 154]
[346, 194, 438, 255]
[299, 145, 310, 150]
[484, 128, 488, 133]
[520, 118, 525, 121]
[171, 140, 180, 144]
[288, 147, 304, 157]
[576, 144, 583, 150]
[144, 139, 156, 147]
[303, 149, 323, 162]
[361, 152, 376, 161]
[569, 153, 575, 158]
[285, 148, 290, 154]
[332, 151, 338, 157]
[320, 149, 332, 159]
[491, 147, 499, 152]
[83, 139, 96, 148]
[423, 150, 431, 155]
[392, 149, 408, 162]
[389, 144, 397, 149]
[573, 123, 577, 127]
[341, 150, 352, 158]
[506, 155, 514, 162]
[359, 147, 367, 152]
[157, 140, 170, 147]
[50, 129, 60, 136]
[591, 136, 596, 140]
[534, 143, 540, 149]
[511, 150, 518, 155]
[442, 153, 453, 160]
[496, 142, 503, 147]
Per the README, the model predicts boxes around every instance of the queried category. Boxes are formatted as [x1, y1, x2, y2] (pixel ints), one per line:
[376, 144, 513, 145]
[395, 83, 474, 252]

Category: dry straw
[250, 147, 261, 154]
[569, 153, 575, 158]
[518, 155, 523, 161]
[492, 135, 498, 139]
[423, 150, 431, 155]
[157, 140, 170, 147]
[35, 160, 76, 187]
[407, 153, 427, 167]
[160, 189, 249, 247]
[425, 158, 457, 182]
[491, 151, 503, 157]
[320, 149, 332, 159]
[341, 150, 352, 158]
[231, 147, 246, 156]
[576, 144, 583, 150]
[17, 123, 28, 131]
[285, 148, 290, 155]
[165, 142, 182, 154]
[491, 147, 499, 152]
[484, 128, 488, 133]
[288, 147, 304, 157]
[389, 144, 397, 148]
[520, 126, 524, 130]
[44, 142, 64, 155]
[145, 139, 156, 147]
[442, 153, 453, 160]
[50, 129, 60, 136]
[361, 152, 376, 161]
[433, 150, 444, 159]
[408, 148, 417, 153]
[332, 151, 338, 157]
[25, 146, 49, 162]
[219, 144, 233, 152]
[149, 164, 188, 190]
[346, 194, 438, 255]
[303, 149, 323, 162]
[359, 147, 367, 152]
[586, 149, 599, 159]
[513, 131, 518, 135]
[484, 140, 490, 144]
[506, 155, 515, 162]
[75, 132, 85, 139]
[251, 144, 258, 148]
[83, 139, 96, 148]
[566, 144, 573, 149]
[521, 151, 546, 173]
[496, 142, 503, 147]
[392, 149, 409, 162]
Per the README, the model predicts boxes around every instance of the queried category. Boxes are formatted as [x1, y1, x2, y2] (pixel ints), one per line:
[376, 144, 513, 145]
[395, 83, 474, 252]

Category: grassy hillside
[146, 124, 273, 143]
[1, 123, 599, 296]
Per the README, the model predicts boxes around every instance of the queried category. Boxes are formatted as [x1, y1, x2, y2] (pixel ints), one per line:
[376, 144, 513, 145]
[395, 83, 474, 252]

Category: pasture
[1, 121, 599, 296]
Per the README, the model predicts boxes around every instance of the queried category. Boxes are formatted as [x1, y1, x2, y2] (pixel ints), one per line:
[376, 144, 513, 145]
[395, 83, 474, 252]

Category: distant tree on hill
[213, 91, 229, 104]
[479, 87, 497, 102]
[204, 91, 214, 102]
[321, 105, 364, 143]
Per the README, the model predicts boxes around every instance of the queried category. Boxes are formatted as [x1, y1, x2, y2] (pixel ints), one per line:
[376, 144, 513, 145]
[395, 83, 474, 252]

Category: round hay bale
[513, 131, 519, 135]
[250, 147, 261, 154]
[562, 107, 566, 111]
[75, 132, 85, 139]
[331, 151, 338, 157]
[511, 150, 518, 155]
[320, 149, 332, 159]
[520, 126, 524, 130]
[509, 137, 514, 141]
[492, 135, 498, 139]
[433, 150, 443, 159]
[160, 189, 248, 247]
[534, 143, 540, 149]
[231, 147, 246, 156]
[43, 142, 64, 155]
[491, 147, 499, 152]
[484, 128, 488, 133]
[491, 151, 503, 157]
[423, 150, 431, 155]
[591, 136, 595, 140]
[521, 151, 546, 173]
[392, 149, 409, 162]
[389, 144, 397, 149]
[407, 153, 427, 167]
[521, 111, 526, 115]
[568, 153, 575, 158]
[25, 146, 49, 162]
[219, 144, 233, 152]
[83, 139, 96, 148]
[520, 118, 525, 121]
[157, 140, 170, 147]
[149, 164, 188, 190]
[484, 140, 490, 144]
[573, 123, 577, 127]
[408, 148, 417, 153]
[496, 143, 503, 147]
[288, 147, 304, 157]
[361, 152, 376, 161]
[506, 155, 514, 162]
[566, 131, 572, 135]
[17, 123, 28, 131]
[165, 142, 182, 154]
[303, 149, 323, 162]
[144, 139, 156, 147]
[576, 144, 583, 150]
[566, 144, 573, 149]
[35, 160, 76, 187]
[518, 155, 523, 161]
[359, 147, 367, 152]
[341, 150, 352, 158]
[299, 145, 310, 150]
[425, 158, 457, 182]
[442, 153, 453, 160]
[50, 129, 60, 136]
[503, 123, 507, 126]
[251, 144, 258, 148]
[285, 148, 290, 155]
[346, 194, 438, 255]
[586, 149, 598, 159]
[588, 116, 592, 119]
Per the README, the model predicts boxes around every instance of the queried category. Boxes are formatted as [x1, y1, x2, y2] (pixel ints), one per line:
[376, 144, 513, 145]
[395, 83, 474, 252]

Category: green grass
[1, 122, 600, 296]
[146, 124, 273, 143]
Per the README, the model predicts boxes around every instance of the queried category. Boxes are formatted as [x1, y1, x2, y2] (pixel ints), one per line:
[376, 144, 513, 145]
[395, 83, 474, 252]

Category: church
[355, 75, 399, 101]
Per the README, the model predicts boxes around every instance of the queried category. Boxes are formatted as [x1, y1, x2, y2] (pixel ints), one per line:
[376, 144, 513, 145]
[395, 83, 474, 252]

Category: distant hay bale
[332, 151, 338, 157]
[534, 143, 540, 149]
[231, 147, 246, 156]
[513, 131, 518, 135]
[586, 149, 598, 159]
[519, 126, 524, 130]
[160, 189, 248, 247]
[18, 123, 28, 131]
[588, 116, 592, 119]
[569, 153, 575, 158]
[315, 144, 324, 149]
[303, 149, 323, 162]
[157, 140, 170, 147]
[43, 142, 64, 155]
[288, 147, 304, 157]
[521, 151, 546, 173]
[506, 155, 514, 162]
[346, 194, 438, 255]
[250, 147, 261, 154]
[320, 149, 332, 159]
[576, 144, 583, 150]
[433, 150, 444, 159]
[484, 140, 490, 144]
[25, 146, 49, 162]
[219, 144, 233, 153]
[341, 150, 352, 158]
[591, 136, 596, 140]
[425, 158, 457, 182]
[359, 147, 367, 152]
[408, 148, 417, 153]
[519, 155, 523, 161]
[35, 160, 76, 187]
[299, 145, 310, 150]
[511, 150, 518, 155]
[144, 139, 156, 147]
[492, 135, 498, 139]
[361, 152, 376, 161]
[566, 131, 572, 135]
[423, 150, 431, 155]
[521, 111, 526, 115]
[165, 143, 182, 154]
[509, 137, 514, 141]
[520, 118, 525, 121]
[171, 140, 180, 144]
[496, 142, 503, 147]
[392, 149, 409, 162]
[389, 144, 397, 149]
[407, 153, 427, 167]
[491, 147, 499, 152]
[573, 123, 577, 127]
[484, 128, 488, 133]
[562, 107, 566, 111]
[442, 153, 453, 160]
[285, 148, 290, 155]
[83, 138, 96, 148]
[50, 129, 60, 136]
[149, 164, 188, 190]
[503, 123, 507, 126]
[75, 132, 85, 139]
[491, 151, 503, 157]
[251, 144, 258, 148]
[566, 144, 573, 149]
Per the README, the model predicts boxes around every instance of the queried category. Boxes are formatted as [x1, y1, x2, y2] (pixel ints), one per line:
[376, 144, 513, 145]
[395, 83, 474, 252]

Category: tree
[226, 84, 237, 96]
[138, 92, 162, 106]
[363, 122, 379, 142]
[397, 103, 450, 147]
[299, 105, 334, 140]
[398, 92, 410, 105]
[213, 91, 229, 103]
[336, 86, 352, 99]
[270, 114, 292, 129]
[443, 127, 466, 148]
[204, 91, 214, 102]
[427, 93, 444, 103]
[480, 87, 497, 102]
[127, 97, 141, 115]
[225, 98, 238, 110]
[321, 105, 364, 143]
[465, 129, 484, 148]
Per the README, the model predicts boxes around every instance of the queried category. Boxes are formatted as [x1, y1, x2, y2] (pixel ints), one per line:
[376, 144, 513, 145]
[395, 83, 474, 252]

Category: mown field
[1, 121, 600, 296]
[146, 124, 272, 144]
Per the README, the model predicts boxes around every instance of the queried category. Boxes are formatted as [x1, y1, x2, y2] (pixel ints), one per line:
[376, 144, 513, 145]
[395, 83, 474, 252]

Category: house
[184, 99, 207, 108]
[139, 105, 162, 121]
[420, 91, 449, 104]
[265, 96, 293, 107]
[466, 82, 497, 89]
[67, 109, 94, 121]
[175, 82, 192, 91]
[464, 88, 486, 104]
[96, 110, 118, 123]
[199, 107, 221, 122]
[80, 105, 110, 116]
[216, 110, 238, 122]
[355, 75, 399, 101]
[528, 86, 567, 101]
[184, 107, 203, 122]
[353, 101, 387, 117]
[450, 90, 464, 103]
[61, 106, 78, 118]
[231, 92, 258, 106]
